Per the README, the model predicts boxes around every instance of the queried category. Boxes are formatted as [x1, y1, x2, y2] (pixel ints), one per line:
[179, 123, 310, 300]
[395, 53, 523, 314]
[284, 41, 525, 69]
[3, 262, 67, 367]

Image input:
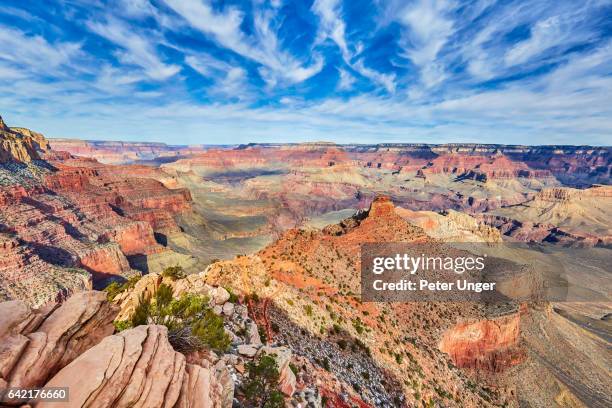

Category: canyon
[0, 115, 610, 407]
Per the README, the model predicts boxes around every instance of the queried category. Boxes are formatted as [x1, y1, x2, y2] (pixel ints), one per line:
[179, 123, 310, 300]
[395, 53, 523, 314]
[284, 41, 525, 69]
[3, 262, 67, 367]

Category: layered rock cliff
[0, 115, 50, 163]
[489, 185, 612, 245]
[0, 120, 198, 306]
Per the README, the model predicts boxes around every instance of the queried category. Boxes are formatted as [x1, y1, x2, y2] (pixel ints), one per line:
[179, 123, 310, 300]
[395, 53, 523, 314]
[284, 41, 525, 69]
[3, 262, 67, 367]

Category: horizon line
[48, 137, 612, 149]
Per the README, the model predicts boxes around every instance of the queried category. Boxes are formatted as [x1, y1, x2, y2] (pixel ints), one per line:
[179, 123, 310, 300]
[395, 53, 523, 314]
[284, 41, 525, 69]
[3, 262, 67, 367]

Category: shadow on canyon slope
[26, 241, 74, 266]
[264, 301, 406, 407]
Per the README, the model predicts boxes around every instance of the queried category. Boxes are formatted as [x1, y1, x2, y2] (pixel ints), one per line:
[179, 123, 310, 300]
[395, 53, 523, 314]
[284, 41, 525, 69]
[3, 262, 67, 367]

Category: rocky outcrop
[0, 124, 198, 304]
[0, 291, 117, 390]
[439, 313, 524, 372]
[488, 184, 611, 245]
[0, 233, 92, 307]
[0, 115, 49, 163]
[0, 290, 237, 408]
[40, 324, 233, 408]
[113, 273, 164, 321]
[397, 207, 503, 242]
[455, 155, 553, 181]
[535, 184, 612, 202]
[113, 272, 232, 321]
[48, 139, 203, 165]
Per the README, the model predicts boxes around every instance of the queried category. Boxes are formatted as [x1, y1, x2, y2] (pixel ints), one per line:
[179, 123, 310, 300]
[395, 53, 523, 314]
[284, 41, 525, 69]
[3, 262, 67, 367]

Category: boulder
[237, 344, 259, 358]
[172, 272, 213, 297]
[247, 321, 262, 346]
[222, 302, 234, 316]
[210, 287, 230, 305]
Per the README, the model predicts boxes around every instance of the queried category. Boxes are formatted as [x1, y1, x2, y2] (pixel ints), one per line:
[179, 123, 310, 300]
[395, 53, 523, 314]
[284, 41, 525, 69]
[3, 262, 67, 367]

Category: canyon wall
[0, 118, 198, 306]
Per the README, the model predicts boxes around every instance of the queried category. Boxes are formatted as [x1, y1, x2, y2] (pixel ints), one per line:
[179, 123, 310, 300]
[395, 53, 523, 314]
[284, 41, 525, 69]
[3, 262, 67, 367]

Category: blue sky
[0, 0, 611, 145]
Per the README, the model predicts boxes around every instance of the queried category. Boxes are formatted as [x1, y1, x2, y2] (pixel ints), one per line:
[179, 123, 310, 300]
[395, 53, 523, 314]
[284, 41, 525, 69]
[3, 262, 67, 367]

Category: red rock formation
[78, 244, 133, 277]
[99, 221, 160, 256]
[367, 195, 395, 217]
[48, 139, 203, 165]
[439, 313, 525, 372]
[44, 165, 97, 191]
[426, 153, 489, 175]
[452, 155, 553, 181]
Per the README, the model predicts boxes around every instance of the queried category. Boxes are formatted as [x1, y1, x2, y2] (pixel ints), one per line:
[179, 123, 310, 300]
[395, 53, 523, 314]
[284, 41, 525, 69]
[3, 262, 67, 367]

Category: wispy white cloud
[337, 68, 356, 90]
[352, 59, 396, 93]
[162, 0, 322, 85]
[185, 53, 233, 77]
[463, 1, 605, 81]
[0, 26, 81, 72]
[396, 0, 456, 89]
[312, 0, 350, 59]
[186, 53, 252, 100]
[504, 13, 592, 67]
[86, 17, 180, 80]
[7, 40, 610, 145]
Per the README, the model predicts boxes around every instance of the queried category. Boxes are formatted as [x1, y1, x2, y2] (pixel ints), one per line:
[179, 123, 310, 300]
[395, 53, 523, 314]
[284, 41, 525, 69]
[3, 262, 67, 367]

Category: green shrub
[131, 294, 151, 326]
[258, 327, 268, 343]
[155, 283, 174, 309]
[104, 275, 142, 301]
[128, 286, 229, 353]
[225, 287, 239, 303]
[352, 318, 365, 335]
[191, 309, 231, 352]
[113, 320, 131, 332]
[162, 265, 186, 280]
[104, 282, 123, 302]
[169, 293, 209, 319]
[303, 304, 313, 317]
[242, 353, 285, 408]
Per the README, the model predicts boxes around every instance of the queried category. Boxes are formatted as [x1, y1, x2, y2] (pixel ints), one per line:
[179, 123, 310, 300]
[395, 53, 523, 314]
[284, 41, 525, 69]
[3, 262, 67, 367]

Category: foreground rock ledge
[0, 291, 117, 390]
[39, 324, 233, 408]
[0, 291, 233, 408]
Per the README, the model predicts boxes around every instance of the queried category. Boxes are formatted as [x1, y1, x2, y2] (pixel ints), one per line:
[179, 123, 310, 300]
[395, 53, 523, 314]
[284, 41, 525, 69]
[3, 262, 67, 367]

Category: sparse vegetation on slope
[242, 352, 285, 408]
